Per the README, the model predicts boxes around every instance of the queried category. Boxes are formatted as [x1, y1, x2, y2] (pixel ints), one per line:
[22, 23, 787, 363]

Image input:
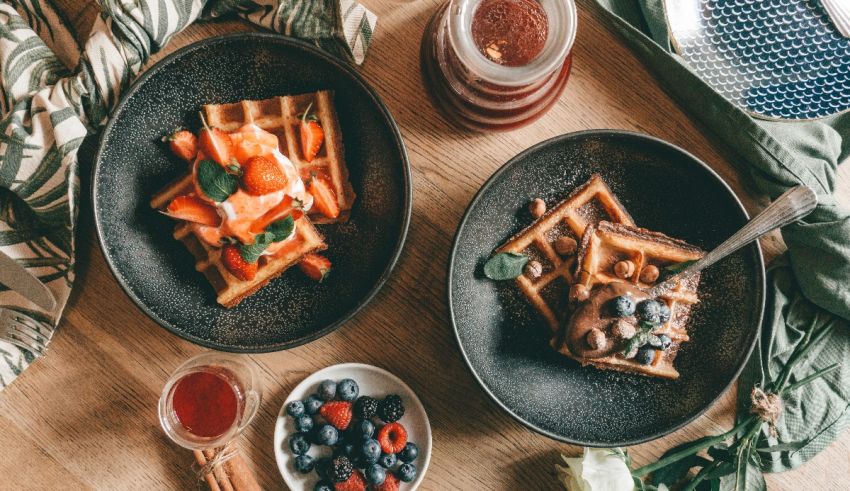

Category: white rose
[556, 448, 637, 491]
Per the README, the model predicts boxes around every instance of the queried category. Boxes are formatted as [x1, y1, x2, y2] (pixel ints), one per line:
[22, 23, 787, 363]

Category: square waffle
[496, 175, 634, 333]
[150, 173, 326, 308]
[203, 90, 356, 223]
[554, 221, 705, 379]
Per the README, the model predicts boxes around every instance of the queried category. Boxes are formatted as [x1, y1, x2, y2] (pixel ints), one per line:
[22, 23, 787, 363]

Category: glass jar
[421, 0, 577, 131]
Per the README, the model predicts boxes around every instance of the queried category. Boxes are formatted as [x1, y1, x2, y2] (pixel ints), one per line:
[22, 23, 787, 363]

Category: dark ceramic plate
[448, 131, 764, 445]
[93, 34, 410, 352]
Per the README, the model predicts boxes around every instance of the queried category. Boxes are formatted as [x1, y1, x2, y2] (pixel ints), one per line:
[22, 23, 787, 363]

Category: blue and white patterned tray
[664, 0, 850, 120]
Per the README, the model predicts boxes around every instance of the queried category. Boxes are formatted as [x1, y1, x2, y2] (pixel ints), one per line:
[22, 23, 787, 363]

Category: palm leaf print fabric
[0, 0, 376, 389]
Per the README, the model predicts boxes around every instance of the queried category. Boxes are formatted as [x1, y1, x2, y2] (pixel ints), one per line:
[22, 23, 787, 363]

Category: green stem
[632, 416, 756, 477]
[774, 322, 836, 391]
[681, 460, 721, 491]
[780, 363, 841, 396]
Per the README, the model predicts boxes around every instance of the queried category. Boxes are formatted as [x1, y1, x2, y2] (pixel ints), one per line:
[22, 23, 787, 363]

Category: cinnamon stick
[193, 444, 260, 491]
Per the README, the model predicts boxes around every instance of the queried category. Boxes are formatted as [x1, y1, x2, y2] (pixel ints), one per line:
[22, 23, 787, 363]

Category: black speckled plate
[448, 131, 764, 446]
[93, 34, 411, 352]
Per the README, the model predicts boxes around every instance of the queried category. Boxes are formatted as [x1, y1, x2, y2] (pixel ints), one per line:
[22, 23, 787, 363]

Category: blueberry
[658, 334, 672, 350]
[354, 419, 375, 440]
[336, 378, 360, 402]
[658, 303, 671, 323]
[319, 380, 337, 401]
[361, 438, 382, 464]
[315, 457, 332, 479]
[611, 295, 636, 317]
[305, 394, 324, 415]
[294, 454, 315, 474]
[289, 433, 311, 455]
[294, 415, 314, 433]
[397, 463, 417, 482]
[399, 442, 419, 463]
[637, 299, 663, 324]
[366, 463, 387, 485]
[286, 400, 305, 418]
[314, 480, 334, 491]
[378, 452, 397, 468]
[316, 424, 339, 446]
[636, 346, 657, 365]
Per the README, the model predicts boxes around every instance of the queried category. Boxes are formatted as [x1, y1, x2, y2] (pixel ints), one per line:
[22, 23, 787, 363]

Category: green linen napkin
[0, 0, 376, 389]
[593, 0, 850, 472]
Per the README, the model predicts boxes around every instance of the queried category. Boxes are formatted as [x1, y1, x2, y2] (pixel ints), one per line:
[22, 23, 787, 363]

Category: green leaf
[265, 215, 295, 242]
[650, 454, 711, 486]
[755, 440, 807, 454]
[237, 215, 296, 263]
[665, 260, 697, 274]
[197, 159, 237, 202]
[483, 252, 528, 280]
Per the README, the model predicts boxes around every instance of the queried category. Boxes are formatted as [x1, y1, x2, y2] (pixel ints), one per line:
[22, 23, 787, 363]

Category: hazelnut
[569, 284, 590, 303]
[611, 318, 637, 340]
[529, 198, 546, 218]
[554, 236, 577, 257]
[640, 264, 660, 283]
[586, 328, 607, 350]
[524, 260, 543, 279]
[614, 260, 636, 279]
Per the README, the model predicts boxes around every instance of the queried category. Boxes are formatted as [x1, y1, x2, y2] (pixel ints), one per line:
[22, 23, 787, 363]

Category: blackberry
[377, 395, 405, 423]
[329, 456, 354, 483]
[354, 396, 378, 419]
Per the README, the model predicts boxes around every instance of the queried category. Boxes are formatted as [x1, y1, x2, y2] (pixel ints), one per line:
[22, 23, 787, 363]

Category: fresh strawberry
[319, 401, 352, 430]
[165, 129, 198, 162]
[222, 244, 257, 281]
[198, 113, 234, 165]
[165, 195, 221, 227]
[377, 422, 407, 454]
[241, 156, 288, 195]
[307, 174, 340, 219]
[372, 473, 399, 491]
[299, 254, 332, 282]
[334, 470, 366, 491]
[299, 103, 324, 162]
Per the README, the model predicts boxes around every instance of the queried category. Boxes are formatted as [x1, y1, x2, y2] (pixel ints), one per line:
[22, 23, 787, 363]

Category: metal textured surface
[665, 0, 850, 120]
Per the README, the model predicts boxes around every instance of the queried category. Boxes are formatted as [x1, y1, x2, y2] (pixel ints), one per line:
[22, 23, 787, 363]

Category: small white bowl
[274, 363, 432, 490]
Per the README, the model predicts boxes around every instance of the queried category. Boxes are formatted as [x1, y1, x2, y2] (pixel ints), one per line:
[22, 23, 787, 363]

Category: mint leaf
[198, 159, 237, 202]
[265, 215, 295, 242]
[665, 260, 696, 274]
[484, 252, 528, 280]
[237, 215, 296, 263]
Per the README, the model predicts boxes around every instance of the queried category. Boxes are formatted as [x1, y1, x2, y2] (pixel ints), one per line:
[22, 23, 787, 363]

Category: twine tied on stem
[750, 387, 783, 437]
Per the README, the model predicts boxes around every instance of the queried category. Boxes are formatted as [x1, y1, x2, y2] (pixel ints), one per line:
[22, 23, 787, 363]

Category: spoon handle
[648, 186, 818, 296]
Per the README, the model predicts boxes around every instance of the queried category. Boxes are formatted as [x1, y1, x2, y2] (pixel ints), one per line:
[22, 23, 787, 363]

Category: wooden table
[1, 1, 848, 489]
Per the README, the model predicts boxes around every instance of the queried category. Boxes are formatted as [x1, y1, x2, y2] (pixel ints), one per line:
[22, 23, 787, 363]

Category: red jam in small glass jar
[421, 0, 577, 131]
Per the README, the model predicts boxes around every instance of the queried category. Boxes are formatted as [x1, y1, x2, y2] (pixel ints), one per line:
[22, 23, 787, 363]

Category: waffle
[150, 173, 326, 308]
[203, 91, 356, 223]
[553, 221, 705, 379]
[496, 175, 634, 333]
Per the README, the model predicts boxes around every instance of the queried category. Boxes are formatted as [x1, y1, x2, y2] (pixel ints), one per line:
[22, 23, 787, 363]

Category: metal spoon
[647, 185, 818, 297]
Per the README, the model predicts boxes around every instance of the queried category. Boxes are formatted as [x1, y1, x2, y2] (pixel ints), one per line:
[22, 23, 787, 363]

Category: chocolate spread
[566, 282, 648, 359]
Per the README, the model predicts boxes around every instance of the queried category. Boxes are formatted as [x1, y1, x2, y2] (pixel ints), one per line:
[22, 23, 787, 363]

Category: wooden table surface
[1, 1, 848, 489]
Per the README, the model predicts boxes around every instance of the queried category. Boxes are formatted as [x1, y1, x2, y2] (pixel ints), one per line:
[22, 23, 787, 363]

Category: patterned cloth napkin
[0, 0, 376, 389]
[595, 0, 850, 473]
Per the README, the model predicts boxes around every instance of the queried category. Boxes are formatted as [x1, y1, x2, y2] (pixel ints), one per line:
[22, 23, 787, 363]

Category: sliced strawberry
[165, 129, 197, 162]
[222, 244, 257, 281]
[299, 103, 324, 162]
[198, 113, 234, 165]
[377, 422, 407, 454]
[307, 174, 340, 219]
[241, 156, 288, 195]
[334, 470, 366, 491]
[372, 473, 399, 491]
[319, 401, 352, 431]
[165, 195, 221, 226]
[299, 253, 332, 282]
[249, 195, 305, 234]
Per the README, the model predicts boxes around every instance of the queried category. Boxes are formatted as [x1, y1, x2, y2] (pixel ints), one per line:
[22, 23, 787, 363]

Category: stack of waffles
[150, 90, 352, 308]
[496, 175, 705, 379]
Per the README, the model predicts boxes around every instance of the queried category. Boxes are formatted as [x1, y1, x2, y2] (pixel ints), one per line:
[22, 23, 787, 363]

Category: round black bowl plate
[93, 34, 410, 352]
[448, 131, 764, 446]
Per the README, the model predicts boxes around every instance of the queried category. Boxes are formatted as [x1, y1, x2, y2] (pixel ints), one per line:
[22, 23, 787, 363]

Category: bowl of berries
[274, 363, 431, 490]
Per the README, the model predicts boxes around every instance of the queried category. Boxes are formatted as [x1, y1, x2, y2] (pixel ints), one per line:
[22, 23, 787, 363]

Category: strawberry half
[222, 244, 258, 281]
[307, 174, 340, 219]
[334, 470, 366, 491]
[165, 129, 198, 162]
[372, 473, 399, 491]
[377, 422, 407, 455]
[299, 103, 324, 162]
[165, 195, 221, 227]
[299, 254, 332, 282]
[241, 156, 288, 195]
[319, 401, 352, 431]
[199, 112, 234, 165]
